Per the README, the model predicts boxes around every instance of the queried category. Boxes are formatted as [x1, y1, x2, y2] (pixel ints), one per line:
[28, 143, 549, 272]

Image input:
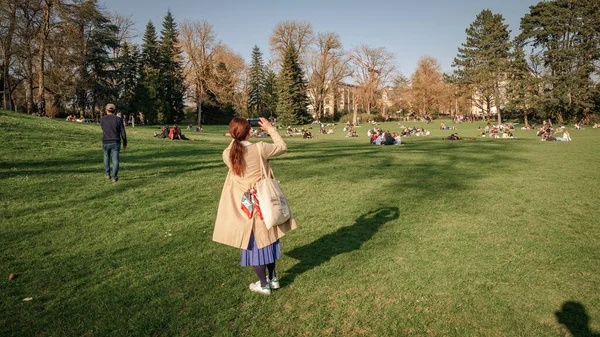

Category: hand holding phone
[258, 117, 273, 131]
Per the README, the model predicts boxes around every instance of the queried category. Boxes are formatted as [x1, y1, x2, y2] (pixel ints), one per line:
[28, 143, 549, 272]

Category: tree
[108, 12, 135, 59]
[388, 74, 412, 116]
[116, 42, 141, 117]
[180, 19, 217, 125]
[453, 9, 512, 124]
[37, 0, 54, 116]
[505, 43, 542, 127]
[139, 20, 161, 123]
[159, 10, 185, 123]
[208, 45, 245, 107]
[518, 0, 600, 122]
[410, 56, 445, 116]
[276, 44, 308, 126]
[307, 31, 351, 121]
[247, 45, 264, 117]
[13, 0, 42, 114]
[141, 21, 160, 69]
[269, 21, 313, 67]
[69, 0, 118, 118]
[262, 66, 278, 118]
[350, 45, 396, 118]
[1, 0, 19, 110]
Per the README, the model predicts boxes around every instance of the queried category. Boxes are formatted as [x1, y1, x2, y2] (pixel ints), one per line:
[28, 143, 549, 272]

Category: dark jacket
[100, 114, 127, 146]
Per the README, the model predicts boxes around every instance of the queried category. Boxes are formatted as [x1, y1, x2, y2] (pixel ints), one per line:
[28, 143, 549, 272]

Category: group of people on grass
[368, 128, 401, 145]
[154, 124, 194, 141]
[398, 125, 431, 137]
[283, 126, 316, 139]
[537, 124, 572, 142]
[439, 121, 457, 131]
[477, 122, 516, 138]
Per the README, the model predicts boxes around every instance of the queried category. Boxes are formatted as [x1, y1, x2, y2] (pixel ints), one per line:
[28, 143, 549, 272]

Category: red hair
[229, 117, 251, 176]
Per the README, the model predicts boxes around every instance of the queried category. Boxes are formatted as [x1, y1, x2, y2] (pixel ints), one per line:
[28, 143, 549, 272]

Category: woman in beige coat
[213, 117, 296, 295]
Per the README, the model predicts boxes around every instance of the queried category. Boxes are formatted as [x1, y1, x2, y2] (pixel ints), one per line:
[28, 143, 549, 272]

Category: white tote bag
[254, 145, 291, 229]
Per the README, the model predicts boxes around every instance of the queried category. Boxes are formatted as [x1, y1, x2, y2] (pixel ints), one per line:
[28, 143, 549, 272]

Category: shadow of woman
[556, 301, 600, 337]
[283, 206, 399, 286]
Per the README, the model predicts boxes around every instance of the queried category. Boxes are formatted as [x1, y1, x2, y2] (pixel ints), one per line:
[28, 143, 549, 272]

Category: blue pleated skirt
[240, 232, 281, 267]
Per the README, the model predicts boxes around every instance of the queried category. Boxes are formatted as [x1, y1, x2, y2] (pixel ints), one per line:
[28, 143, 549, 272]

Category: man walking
[100, 103, 127, 182]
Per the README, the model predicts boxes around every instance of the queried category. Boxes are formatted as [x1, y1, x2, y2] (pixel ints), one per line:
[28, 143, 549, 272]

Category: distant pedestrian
[100, 103, 127, 182]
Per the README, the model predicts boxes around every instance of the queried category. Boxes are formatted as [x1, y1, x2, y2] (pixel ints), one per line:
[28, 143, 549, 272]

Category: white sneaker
[268, 277, 280, 290]
[249, 281, 271, 295]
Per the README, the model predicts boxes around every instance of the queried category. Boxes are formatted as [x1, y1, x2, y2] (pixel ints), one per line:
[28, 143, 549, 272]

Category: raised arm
[258, 117, 287, 159]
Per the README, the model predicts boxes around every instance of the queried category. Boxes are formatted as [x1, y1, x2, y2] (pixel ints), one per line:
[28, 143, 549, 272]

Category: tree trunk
[493, 84, 502, 124]
[352, 90, 358, 125]
[26, 58, 34, 114]
[524, 111, 529, 128]
[2, 3, 17, 110]
[37, 1, 51, 116]
[196, 81, 203, 126]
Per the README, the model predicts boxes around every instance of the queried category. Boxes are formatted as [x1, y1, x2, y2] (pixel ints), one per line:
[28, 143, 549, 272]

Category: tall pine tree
[276, 44, 308, 126]
[159, 10, 185, 123]
[140, 21, 162, 124]
[263, 67, 278, 118]
[247, 45, 264, 117]
[453, 9, 511, 124]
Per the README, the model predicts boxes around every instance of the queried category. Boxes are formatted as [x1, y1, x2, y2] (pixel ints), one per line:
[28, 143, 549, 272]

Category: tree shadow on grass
[283, 206, 399, 286]
[556, 301, 600, 337]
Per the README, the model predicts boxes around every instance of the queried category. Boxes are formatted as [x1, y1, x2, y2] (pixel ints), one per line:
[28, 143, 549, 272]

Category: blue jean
[102, 143, 121, 178]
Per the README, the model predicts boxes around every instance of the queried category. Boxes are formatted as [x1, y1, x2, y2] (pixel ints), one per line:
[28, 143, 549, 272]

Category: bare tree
[13, 0, 42, 114]
[410, 56, 445, 116]
[208, 44, 246, 106]
[180, 19, 218, 125]
[388, 74, 412, 117]
[269, 20, 313, 68]
[307, 31, 351, 121]
[350, 45, 396, 118]
[108, 11, 136, 59]
[37, 0, 55, 116]
[0, 0, 19, 110]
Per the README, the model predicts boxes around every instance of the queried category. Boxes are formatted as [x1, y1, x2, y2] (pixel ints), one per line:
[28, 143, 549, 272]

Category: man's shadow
[556, 301, 600, 337]
[283, 206, 399, 286]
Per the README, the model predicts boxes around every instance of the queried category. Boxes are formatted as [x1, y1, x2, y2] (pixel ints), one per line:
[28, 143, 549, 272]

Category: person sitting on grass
[303, 130, 313, 139]
[557, 129, 572, 141]
[169, 124, 193, 141]
[392, 132, 402, 145]
[154, 125, 170, 139]
[446, 133, 461, 140]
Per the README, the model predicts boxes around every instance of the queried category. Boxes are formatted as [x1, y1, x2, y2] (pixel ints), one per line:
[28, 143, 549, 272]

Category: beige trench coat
[213, 127, 297, 249]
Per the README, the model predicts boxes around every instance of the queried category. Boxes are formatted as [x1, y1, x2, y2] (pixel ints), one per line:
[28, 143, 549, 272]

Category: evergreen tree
[247, 45, 264, 117]
[518, 0, 600, 121]
[276, 44, 308, 126]
[140, 21, 161, 123]
[159, 10, 185, 123]
[117, 42, 142, 118]
[505, 43, 541, 127]
[263, 68, 278, 118]
[141, 21, 160, 69]
[453, 9, 511, 124]
[70, 0, 119, 118]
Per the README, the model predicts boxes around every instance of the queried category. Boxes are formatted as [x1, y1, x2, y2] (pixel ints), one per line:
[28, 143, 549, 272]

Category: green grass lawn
[1, 110, 599, 336]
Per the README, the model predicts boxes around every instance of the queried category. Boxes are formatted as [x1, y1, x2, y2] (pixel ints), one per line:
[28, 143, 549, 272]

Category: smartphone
[248, 118, 260, 127]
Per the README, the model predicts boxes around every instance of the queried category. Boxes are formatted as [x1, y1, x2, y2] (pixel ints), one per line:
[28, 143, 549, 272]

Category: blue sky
[100, 0, 540, 76]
